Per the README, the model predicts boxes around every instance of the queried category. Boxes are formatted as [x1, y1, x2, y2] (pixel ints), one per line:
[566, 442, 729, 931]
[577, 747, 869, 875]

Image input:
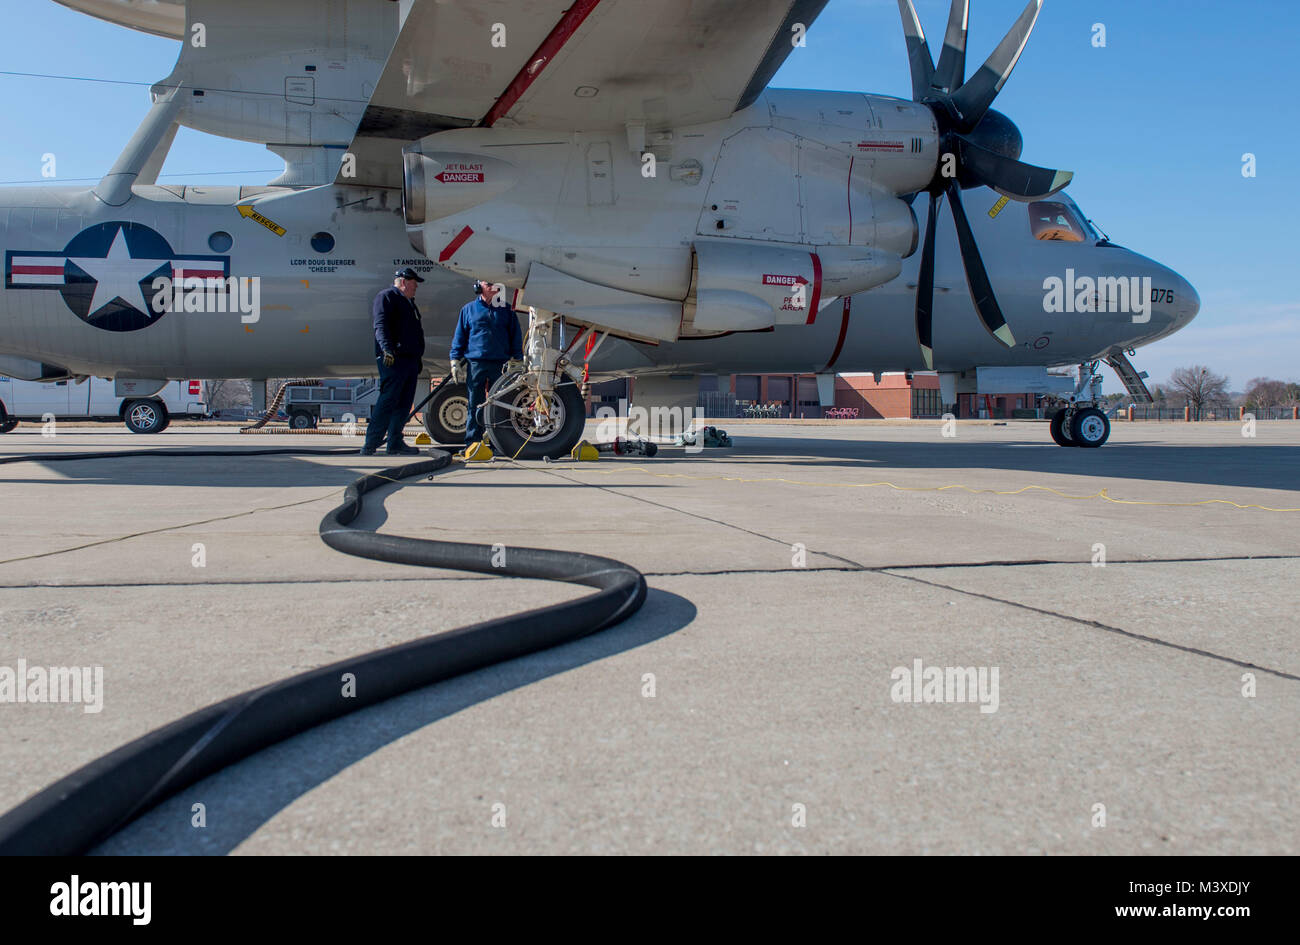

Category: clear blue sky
[0, 0, 1294, 389]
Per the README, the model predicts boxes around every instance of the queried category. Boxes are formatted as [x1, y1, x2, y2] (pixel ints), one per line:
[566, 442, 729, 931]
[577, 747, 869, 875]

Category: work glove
[382, 349, 395, 367]
[505, 358, 525, 375]
[450, 359, 466, 384]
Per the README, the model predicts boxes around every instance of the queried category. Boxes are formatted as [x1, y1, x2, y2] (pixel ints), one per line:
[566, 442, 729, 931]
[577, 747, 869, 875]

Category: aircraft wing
[345, 0, 829, 187]
[51, 0, 186, 39]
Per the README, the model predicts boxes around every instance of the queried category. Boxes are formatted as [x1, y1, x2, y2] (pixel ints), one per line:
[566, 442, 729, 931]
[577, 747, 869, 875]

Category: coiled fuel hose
[0, 447, 646, 854]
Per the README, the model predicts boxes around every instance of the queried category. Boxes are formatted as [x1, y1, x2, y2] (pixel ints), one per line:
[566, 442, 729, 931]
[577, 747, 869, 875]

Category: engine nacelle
[687, 241, 902, 333]
[400, 91, 929, 341]
[402, 148, 520, 231]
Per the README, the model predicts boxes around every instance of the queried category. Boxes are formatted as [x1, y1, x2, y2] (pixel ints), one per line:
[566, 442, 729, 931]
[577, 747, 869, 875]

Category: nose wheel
[1049, 406, 1110, 448]
[1047, 361, 1110, 448]
[1049, 409, 1075, 447]
[1070, 407, 1110, 448]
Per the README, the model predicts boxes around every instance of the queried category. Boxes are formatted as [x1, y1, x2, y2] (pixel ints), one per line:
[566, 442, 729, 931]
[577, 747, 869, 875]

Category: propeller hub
[963, 109, 1023, 162]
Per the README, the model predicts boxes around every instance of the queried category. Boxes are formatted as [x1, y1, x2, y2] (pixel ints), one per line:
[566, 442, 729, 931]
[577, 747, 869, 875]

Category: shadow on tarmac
[2, 428, 1295, 493]
[90, 588, 695, 855]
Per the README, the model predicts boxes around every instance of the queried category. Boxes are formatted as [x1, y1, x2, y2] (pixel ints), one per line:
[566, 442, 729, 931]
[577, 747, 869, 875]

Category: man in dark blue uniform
[449, 280, 523, 449]
[361, 268, 427, 455]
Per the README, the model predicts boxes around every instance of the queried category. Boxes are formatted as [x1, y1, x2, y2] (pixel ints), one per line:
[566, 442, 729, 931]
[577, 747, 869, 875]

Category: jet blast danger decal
[5, 221, 229, 332]
[762, 274, 809, 287]
[434, 163, 486, 183]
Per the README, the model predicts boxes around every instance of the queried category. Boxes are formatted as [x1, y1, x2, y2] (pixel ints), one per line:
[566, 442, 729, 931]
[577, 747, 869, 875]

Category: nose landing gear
[1046, 361, 1111, 448]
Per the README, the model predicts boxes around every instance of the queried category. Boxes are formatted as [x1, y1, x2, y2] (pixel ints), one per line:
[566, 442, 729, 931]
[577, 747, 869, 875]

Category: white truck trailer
[0, 377, 207, 433]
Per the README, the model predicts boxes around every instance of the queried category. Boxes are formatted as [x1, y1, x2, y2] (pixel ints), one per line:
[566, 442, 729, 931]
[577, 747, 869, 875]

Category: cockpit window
[1029, 201, 1086, 242]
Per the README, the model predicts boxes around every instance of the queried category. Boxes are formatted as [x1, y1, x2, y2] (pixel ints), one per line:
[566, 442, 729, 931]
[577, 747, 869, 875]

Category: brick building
[585, 373, 1042, 419]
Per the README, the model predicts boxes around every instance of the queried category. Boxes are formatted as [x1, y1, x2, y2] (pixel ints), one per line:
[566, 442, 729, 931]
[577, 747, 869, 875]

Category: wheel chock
[463, 440, 494, 462]
[414, 432, 433, 445]
[570, 440, 601, 462]
[674, 426, 732, 448]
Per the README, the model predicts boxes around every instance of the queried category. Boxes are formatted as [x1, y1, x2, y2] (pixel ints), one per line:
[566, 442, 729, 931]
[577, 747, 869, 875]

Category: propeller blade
[896, 0, 936, 101]
[949, 0, 1043, 130]
[933, 0, 969, 94]
[946, 183, 1016, 348]
[957, 136, 1072, 200]
[914, 192, 941, 370]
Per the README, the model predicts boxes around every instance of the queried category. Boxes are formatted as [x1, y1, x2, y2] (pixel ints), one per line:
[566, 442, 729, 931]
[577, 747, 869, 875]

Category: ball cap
[394, 267, 425, 282]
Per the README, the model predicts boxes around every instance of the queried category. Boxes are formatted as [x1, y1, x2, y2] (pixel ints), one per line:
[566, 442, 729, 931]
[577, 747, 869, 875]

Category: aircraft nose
[1143, 260, 1199, 334]
[1174, 274, 1201, 329]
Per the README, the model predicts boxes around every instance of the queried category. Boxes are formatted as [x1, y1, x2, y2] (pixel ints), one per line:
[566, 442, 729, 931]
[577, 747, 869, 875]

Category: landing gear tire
[1049, 410, 1076, 447]
[289, 410, 317, 430]
[0, 402, 15, 434]
[422, 381, 469, 445]
[1070, 407, 1110, 448]
[123, 399, 168, 434]
[484, 377, 585, 460]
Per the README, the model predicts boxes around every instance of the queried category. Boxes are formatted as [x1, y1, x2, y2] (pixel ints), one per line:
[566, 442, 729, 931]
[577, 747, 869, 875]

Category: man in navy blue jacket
[361, 268, 427, 455]
[449, 281, 523, 448]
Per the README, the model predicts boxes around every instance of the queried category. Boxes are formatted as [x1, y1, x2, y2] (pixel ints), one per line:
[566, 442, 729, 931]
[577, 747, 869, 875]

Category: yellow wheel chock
[570, 440, 600, 462]
[462, 440, 494, 462]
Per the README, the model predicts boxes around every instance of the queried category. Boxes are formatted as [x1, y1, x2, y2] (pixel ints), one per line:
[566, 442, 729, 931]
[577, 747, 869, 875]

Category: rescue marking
[236, 204, 286, 237]
[988, 195, 1010, 218]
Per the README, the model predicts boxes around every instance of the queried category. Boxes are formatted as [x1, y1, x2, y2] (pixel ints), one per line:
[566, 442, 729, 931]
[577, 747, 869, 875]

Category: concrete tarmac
[0, 419, 1296, 854]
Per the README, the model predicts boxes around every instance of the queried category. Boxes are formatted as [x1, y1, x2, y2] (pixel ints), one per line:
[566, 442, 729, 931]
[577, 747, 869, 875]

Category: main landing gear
[1047, 361, 1111, 449]
[480, 307, 600, 461]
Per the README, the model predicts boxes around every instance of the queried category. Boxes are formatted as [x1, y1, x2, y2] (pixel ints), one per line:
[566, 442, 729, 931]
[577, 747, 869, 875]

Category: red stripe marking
[846, 156, 855, 244]
[481, 0, 604, 127]
[12, 265, 63, 275]
[438, 225, 474, 263]
[582, 330, 597, 385]
[174, 269, 225, 279]
[822, 297, 851, 372]
[806, 253, 822, 325]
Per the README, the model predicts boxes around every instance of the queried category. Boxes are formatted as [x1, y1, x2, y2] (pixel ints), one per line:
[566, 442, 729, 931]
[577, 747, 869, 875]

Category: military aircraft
[0, 0, 1198, 456]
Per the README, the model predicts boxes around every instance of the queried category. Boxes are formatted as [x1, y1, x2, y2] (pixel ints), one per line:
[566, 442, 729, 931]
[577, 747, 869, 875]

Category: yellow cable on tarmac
[534, 464, 1300, 513]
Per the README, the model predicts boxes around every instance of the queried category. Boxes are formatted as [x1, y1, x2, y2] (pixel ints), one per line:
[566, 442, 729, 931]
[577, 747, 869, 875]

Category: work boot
[386, 442, 422, 455]
[359, 446, 377, 456]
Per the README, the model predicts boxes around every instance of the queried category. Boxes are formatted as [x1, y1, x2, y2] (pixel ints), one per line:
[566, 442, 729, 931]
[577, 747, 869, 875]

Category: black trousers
[364, 356, 421, 451]
[465, 359, 505, 445]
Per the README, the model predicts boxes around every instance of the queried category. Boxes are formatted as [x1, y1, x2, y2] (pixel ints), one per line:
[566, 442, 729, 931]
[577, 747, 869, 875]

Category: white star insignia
[68, 227, 164, 317]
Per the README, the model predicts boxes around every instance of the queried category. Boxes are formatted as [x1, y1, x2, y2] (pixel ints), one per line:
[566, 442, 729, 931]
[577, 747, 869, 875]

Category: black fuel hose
[0, 448, 646, 855]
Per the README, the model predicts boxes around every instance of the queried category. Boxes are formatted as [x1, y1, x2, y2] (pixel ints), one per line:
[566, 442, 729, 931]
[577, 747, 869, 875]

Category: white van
[0, 377, 207, 434]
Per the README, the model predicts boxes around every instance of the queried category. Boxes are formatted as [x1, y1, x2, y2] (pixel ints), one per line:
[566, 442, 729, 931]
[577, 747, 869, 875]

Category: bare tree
[1168, 366, 1230, 420]
[202, 379, 251, 410]
[1244, 377, 1300, 411]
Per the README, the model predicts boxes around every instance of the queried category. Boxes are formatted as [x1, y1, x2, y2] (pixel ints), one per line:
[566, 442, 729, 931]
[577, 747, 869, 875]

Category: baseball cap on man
[394, 267, 425, 282]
